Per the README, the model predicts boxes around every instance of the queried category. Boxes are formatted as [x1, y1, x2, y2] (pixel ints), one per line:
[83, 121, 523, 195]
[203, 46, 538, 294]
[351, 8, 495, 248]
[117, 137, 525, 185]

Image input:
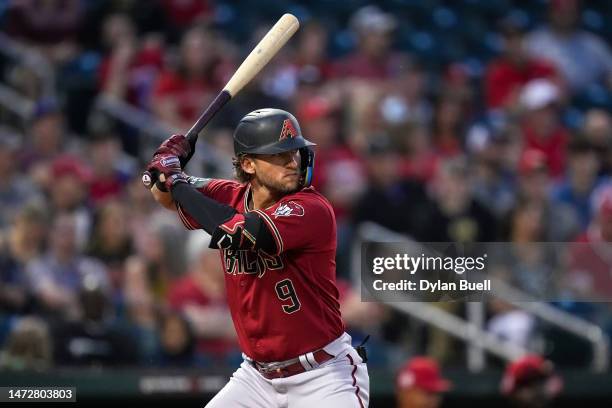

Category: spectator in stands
[293, 21, 333, 84]
[509, 200, 545, 244]
[98, 13, 164, 109]
[52, 286, 138, 367]
[567, 185, 612, 299]
[123, 255, 158, 363]
[427, 157, 498, 242]
[20, 99, 67, 176]
[516, 149, 580, 241]
[0, 205, 48, 314]
[333, 5, 401, 80]
[167, 232, 237, 362]
[468, 124, 516, 218]
[124, 177, 183, 281]
[48, 155, 93, 250]
[581, 109, 612, 176]
[441, 63, 475, 110]
[430, 93, 468, 158]
[380, 61, 431, 129]
[496, 199, 559, 297]
[265, 21, 332, 102]
[353, 135, 434, 242]
[88, 200, 134, 291]
[5, 0, 84, 64]
[526, 0, 612, 93]
[399, 125, 439, 183]
[26, 214, 109, 318]
[152, 25, 229, 130]
[0, 132, 43, 228]
[0, 317, 52, 371]
[485, 15, 559, 111]
[519, 79, 569, 178]
[552, 139, 603, 228]
[501, 355, 563, 408]
[156, 311, 198, 367]
[395, 356, 451, 408]
[125, 217, 185, 306]
[301, 96, 366, 223]
[86, 124, 133, 205]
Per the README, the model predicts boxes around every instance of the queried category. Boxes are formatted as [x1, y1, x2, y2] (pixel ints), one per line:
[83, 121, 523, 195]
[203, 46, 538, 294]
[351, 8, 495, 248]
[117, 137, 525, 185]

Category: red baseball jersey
[176, 180, 344, 362]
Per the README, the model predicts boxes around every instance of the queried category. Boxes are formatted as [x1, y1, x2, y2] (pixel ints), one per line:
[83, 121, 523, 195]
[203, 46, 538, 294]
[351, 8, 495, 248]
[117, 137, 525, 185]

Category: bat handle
[186, 90, 232, 147]
[144, 90, 231, 190]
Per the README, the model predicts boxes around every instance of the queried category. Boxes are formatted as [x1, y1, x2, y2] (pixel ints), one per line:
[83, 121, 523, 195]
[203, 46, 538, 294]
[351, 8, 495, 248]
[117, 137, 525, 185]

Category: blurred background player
[396, 356, 452, 408]
[501, 354, 563, 408]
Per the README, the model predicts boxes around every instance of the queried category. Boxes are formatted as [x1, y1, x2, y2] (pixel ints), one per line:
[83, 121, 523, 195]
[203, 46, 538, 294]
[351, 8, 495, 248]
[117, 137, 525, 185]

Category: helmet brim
[244, 136, 316, 155]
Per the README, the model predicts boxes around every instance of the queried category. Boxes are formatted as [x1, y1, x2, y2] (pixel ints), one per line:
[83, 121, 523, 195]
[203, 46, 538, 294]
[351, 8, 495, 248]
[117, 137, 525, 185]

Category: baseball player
[395, 357, 451, 408]
[501, 355, 563, 408]
[146, 108, 369, 407]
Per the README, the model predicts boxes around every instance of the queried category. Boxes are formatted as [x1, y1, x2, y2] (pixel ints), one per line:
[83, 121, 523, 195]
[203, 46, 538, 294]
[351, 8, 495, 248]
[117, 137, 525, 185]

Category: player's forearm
[171, 182, 278, 253]
[171, 182, 237, 235]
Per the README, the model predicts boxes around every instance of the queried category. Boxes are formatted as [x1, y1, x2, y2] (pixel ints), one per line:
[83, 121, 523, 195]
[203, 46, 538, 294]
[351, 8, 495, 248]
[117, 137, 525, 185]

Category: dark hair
[158, 311, 196, 362]
[232, 155, 252, 183]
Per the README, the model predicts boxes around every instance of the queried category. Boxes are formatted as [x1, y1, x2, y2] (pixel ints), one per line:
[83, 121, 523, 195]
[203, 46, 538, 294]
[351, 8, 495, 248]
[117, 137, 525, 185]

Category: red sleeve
[176, 179, 242, 230]
[202, 179, 242, 203]
[254, 190, 336, 255]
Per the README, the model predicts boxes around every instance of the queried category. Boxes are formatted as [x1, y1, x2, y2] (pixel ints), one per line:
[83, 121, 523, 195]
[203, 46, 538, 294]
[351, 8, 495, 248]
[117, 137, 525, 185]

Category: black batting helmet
[233, 109, 316, 187]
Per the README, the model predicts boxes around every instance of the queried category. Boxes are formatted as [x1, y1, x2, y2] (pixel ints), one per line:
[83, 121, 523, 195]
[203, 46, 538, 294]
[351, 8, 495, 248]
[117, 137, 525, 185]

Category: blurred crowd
[1, 0, 612, 374]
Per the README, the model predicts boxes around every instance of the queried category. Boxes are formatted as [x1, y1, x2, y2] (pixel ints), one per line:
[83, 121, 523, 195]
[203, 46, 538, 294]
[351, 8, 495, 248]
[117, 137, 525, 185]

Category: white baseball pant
[205, 332, 369, 407]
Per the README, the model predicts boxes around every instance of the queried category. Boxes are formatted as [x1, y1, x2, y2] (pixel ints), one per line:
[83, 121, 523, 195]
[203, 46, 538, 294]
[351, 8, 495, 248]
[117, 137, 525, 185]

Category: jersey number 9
[275, 279, 301, 314]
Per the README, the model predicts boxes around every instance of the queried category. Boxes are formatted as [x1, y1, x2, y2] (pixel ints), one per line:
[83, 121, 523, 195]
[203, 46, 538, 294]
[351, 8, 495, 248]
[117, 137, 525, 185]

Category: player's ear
[241, 156, 256, 176]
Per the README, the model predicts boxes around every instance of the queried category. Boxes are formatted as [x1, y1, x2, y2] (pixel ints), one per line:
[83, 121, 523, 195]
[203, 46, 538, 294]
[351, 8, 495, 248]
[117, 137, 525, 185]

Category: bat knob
[142, 171, 154, 189]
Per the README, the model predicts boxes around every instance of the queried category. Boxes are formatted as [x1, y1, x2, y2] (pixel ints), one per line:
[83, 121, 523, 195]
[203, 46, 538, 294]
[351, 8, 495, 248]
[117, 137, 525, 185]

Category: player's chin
[278, 178, 300, 194]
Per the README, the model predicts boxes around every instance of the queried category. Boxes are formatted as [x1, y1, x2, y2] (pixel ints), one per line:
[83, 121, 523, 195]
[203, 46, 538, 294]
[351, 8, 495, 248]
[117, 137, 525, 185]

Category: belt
[251, 349, 334, 380]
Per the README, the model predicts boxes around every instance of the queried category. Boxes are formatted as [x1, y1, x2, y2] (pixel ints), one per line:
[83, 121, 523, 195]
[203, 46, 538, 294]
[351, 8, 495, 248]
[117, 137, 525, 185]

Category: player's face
[251, 149, 301, 194]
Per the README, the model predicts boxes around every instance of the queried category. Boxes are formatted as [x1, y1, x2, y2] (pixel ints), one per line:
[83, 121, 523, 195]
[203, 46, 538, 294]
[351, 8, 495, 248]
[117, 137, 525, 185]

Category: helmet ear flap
[299, 147, 315, 187]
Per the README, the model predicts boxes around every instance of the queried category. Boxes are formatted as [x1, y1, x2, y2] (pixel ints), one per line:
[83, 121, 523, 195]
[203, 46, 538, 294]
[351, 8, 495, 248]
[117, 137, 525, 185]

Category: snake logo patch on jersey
[279, 119, 298, 140]
[273, 201, 304, 218]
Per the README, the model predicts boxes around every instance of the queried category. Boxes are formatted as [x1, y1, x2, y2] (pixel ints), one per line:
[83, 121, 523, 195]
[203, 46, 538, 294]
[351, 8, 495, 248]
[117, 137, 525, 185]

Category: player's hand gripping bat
[142, 13, 300, 192]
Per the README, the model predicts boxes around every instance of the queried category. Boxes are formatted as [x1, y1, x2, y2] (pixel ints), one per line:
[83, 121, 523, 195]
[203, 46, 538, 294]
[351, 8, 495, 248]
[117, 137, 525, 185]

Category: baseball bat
[142, 13, 300, 190]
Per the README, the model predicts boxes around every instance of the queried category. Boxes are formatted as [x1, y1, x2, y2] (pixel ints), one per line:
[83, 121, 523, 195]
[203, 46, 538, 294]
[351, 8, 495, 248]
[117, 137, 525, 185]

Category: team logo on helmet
[279, 119, 298, 141]
[272, 201, 305, 218]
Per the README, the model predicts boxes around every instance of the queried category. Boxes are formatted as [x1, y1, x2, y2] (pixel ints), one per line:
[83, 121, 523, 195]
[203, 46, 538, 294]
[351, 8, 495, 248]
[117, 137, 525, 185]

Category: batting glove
[146, 154, 188, 192]
[154, 134, 193, 167]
